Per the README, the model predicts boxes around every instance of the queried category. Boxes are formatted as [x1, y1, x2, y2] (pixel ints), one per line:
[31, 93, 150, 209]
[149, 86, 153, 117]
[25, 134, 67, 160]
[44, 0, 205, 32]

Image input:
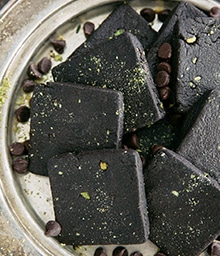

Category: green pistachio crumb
[99, 161, 108, 171]
[171, 190, 179, 197]
[80, 192, 91, 200]
[186, 35, 197, 44]
[114, 28, 124, 37]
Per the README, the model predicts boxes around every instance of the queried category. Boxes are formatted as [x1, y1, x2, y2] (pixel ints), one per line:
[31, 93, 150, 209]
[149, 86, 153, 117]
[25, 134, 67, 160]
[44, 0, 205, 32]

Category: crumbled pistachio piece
[80, 192, 91, 200]
[99, 161, 108, 171]
[186, 35, 197, 43]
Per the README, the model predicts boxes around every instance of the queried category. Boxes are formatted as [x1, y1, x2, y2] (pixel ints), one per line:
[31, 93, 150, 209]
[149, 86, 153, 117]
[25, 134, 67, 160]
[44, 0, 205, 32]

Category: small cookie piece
[48, 149, 149, 245]
[135, 118, 179, 162]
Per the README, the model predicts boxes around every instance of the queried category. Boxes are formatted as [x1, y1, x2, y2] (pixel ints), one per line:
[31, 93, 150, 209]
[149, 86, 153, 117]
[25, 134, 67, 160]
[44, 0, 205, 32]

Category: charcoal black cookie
[52, 32, 165, 132]
[48, 149, 149, 245]
[29, 82, 124, 176]
[145, 148, 220, 256]
[172, 17, 220, 112]
[69, 3, 157, 58]
[177, 89, 220, 184]
[135, 118, 179, 162]
[147, 1, 206, 79]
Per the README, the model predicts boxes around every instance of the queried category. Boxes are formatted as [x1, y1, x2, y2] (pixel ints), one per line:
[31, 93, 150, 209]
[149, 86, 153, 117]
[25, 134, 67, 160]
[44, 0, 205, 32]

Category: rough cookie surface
[48, 149, 149, 245]
[29, 82, 124, 176]
[53, 32, 165, 132]
[177, 89, 220, 184]
[145, 148, 220, 256]
[173, 17, 220, 112]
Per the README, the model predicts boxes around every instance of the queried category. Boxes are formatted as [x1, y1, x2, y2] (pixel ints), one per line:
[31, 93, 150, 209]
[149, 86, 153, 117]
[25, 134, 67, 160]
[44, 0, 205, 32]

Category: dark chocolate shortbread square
[173, 17, 220, 112]
[29, 82, 124, 176]
[69, 3, 157, 58]
[52, 32, 165, 132]
[145, 148, 220, 256]
[177, 89, 220, 184]
[147, 1, 206, 79]
[48, 149, 149, 245]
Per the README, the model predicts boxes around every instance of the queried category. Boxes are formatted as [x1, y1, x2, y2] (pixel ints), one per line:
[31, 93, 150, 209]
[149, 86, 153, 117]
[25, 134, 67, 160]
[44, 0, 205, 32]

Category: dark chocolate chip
[140, 8, 155, 22]
[113, 246, 128, 256]
[155, 71, 170, 87]
[130, 251, 143, 256]
[94, 247, 107, 256]
[158, 86, 171, 101]
[83, 21, 95, 37]
[157, 62, 172, 74]
[23, 140, 31, 153]
[28, 63, 42, 79]
[157, 9, 171, 22]
[152, 144, 164, 154]
[154, 252, 167, 256]
[9, 142, 25, 156]
[140, 155, 147, 168]
[211, 241, 220, 256]
[209, 7, 220, 18]
[45, 220, 62, 237]
[158, 42, 172, 59]
[50, 39, 66, 54]
[167, 112, 184, 127]
[22, 79, 36, 93]
[37, 57, 52, 74]
[13, 158, 29, 174]
[15, 106, 31, 123]
[122, 132, 140, 150]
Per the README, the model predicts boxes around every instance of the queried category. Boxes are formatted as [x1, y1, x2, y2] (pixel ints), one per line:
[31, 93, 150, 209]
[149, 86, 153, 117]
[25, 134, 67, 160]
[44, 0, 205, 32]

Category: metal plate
[0, 0, 220, 255]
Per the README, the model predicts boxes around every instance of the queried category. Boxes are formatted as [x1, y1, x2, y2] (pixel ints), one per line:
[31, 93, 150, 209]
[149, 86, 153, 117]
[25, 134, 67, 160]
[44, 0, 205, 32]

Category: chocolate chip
[50, 39, 66, 54]
[13, 158, 29, 174]
[157, 62, 172, 74]
[83, 21, 95, 37]
[23, 140, 31, 153]
[122, 132, 140, 150]
[94, 247, 107, 256]
[140, 8, 155, 22]
[140, 155, 147, 168]
[152, 145, 164, 154]
[211, 241, 220, 256]
[45, 220, 62, 237]
[209, 7, 220, 18]
[15, 106, 31, 123]
[154, 252, 167, 256]
[130, 251, 143, 256]
[22, 79, 36, 93]
[28, 63, 42, 79]
[159, 86, 171, 101]
[9, 142, 25, 156]
[155, 71, 170, 88]
[38, 57, 52, 74]
[158, 42, 172, 59]
[157, 9, 171, 22]
[113, 246, 128, 256]
[167, 112, 184, 127]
